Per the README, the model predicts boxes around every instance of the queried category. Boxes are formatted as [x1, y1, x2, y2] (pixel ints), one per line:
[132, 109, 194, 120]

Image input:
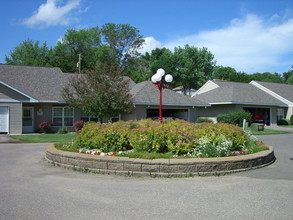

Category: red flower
[199, 156, 204, 158]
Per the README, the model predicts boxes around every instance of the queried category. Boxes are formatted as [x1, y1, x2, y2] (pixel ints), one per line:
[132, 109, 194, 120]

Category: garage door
[0, 106, 9, 133]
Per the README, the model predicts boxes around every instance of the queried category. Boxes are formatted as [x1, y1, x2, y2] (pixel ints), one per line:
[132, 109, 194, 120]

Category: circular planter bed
[45, 145, 275, 177]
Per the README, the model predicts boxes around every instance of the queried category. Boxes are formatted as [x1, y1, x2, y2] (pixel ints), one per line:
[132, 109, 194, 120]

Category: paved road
[0, 134, 292, 220]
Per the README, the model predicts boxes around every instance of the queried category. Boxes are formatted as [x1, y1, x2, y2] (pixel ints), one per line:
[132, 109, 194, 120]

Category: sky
[0, 0, 293, 74]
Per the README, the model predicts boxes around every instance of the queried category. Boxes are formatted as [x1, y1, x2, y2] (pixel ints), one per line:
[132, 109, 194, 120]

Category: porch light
[151, 68, 173, 123]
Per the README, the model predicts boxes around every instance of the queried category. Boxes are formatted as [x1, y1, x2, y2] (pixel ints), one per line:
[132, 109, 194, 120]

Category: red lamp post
[151, 68, 173, 123]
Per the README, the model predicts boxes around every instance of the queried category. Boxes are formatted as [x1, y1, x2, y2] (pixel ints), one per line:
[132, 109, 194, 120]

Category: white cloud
[142, 14, 293, 73]
[139, 37, 163, 54]
[23, 0, 81, 28]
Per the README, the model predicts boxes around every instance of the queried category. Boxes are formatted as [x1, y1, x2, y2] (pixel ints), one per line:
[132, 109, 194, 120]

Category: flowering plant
[74, 119, 263, 158]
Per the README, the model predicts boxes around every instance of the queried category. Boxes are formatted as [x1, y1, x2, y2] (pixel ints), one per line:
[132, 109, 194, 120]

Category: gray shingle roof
[193, 80, 286, 106]
[0, 65, 136, 103]
[0, 64, 73, 102]
[130, 81, 206, 106]
[253, 81, 293, 103]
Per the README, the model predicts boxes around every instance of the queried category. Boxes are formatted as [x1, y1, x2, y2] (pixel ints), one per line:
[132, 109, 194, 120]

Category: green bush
[195, 118, 213, 123]
[57, 127, 68, 134]
[277, 119, 290, 125]
[75, 119, 251, 156]
[290, 115, 293, 125]
[217, 110, 252, 127]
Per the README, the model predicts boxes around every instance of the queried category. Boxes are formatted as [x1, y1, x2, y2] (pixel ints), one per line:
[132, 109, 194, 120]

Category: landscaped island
[56, 119, 269, 159]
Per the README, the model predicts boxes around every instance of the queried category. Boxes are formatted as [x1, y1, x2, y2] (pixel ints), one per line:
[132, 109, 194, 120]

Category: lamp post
[151, 68, 173, 123]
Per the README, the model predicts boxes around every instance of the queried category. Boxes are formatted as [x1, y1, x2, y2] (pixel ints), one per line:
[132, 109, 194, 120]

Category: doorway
[23, 107, 34, 133]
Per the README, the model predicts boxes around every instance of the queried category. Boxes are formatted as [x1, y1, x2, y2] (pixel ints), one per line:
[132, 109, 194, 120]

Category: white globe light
[151, 75, 157, 83]
[157, 68, 165, 77]
[154, 73, 162, 82]
[165, 74, 173, 83]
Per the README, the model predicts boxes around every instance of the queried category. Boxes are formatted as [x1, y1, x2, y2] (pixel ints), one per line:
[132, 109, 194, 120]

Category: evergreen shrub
[217, 110, 252, 127]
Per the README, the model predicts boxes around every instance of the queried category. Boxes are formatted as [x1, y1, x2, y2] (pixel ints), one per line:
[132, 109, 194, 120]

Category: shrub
[195, 118, 213, 123]
[217, 110, 252, 127]
[75, 119, 250, 156]
[74, 120, 84, 132]
[57, 127, 68, 134]
[38, 121, 53, 133]
[277, 119, 290, 125]
[290, 115, 293, 125]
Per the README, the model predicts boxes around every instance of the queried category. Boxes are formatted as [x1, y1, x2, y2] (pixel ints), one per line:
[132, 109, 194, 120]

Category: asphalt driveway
[0, 134, 292, 220]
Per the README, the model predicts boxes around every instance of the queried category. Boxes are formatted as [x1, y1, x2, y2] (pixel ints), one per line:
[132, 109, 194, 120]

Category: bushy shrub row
[195, 118, 213, 123]
[217, 110, 252, 127]
[75, 119, 252, 157]
[277, 119, 291, 125]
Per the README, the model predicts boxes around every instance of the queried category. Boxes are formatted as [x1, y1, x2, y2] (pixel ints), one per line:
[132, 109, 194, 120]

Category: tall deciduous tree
[100, 23, 145, 69]
[5, 39, 52, 66]
[62, 63, 134, 120]
[52, 27, 101, 73]
[173, 45, 216, 93]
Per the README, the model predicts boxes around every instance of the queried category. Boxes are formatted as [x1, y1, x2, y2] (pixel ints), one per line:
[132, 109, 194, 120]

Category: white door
[23, 107, 34, 133]
[0, 106, 9, 133]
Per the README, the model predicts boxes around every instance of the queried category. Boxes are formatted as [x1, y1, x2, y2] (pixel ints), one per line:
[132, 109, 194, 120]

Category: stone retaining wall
[45, 145, 275, 176]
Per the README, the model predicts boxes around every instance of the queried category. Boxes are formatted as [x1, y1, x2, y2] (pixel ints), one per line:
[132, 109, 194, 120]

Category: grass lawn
[247, 128, 290, 135]
[279, 125, 293, 128]
[10, 133, 77, 143]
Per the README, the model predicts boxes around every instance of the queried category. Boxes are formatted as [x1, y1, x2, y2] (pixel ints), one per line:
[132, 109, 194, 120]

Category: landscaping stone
[45, 145, 276, 176]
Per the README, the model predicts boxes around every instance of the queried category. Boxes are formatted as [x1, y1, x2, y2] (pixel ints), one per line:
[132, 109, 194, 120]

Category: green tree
[127, 48, 175, 83]
[249, 72, 283, 83]
[173, 45, 216, 93]
[62, 63, 134, 120]
[100, 23, 145, 69]
[283, 66, 293, 84]
[51, 27, 101, 73]
[212, 66, 238, 81]
[287, 75, 293, 84]
[5, 39, 52, 66]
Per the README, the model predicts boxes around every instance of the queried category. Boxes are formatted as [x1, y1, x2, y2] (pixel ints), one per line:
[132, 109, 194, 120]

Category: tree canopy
[62, 63, 134, 119]
[5, 39, 52, 66]
[4, 23, 292, 89]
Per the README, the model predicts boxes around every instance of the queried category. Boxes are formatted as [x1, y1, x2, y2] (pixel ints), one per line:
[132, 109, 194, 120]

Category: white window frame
[52, 107, 74, 127]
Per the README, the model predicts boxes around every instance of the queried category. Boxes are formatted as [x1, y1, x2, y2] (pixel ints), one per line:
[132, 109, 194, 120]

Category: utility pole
[77, 53, 81, 73]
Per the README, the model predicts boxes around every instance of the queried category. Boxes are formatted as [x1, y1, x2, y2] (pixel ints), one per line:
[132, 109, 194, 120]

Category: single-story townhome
[1, 65, 292, 134]
[192, 79, 293, 125]
[0, 64, 207, 134]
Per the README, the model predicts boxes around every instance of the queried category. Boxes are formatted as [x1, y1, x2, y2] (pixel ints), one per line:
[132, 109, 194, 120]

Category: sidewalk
[0, 135, 22, 143]
[267, 125, 293, 133]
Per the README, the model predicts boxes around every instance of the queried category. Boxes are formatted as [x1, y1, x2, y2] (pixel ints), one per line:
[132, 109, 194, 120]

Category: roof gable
[0, 81, 35, 102]
[193, 80, 287, 106]
[0, 64, 75, 102]
[130, 81, 207, 106]
[250, 81, 293, 104]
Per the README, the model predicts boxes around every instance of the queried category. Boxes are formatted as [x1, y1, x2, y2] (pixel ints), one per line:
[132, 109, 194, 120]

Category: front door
[0, 106, 9, 133]
[23, 107, 34, 133]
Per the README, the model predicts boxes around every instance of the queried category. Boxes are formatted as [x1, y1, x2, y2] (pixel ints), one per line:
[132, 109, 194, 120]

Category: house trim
[250, 81, 293, 105]
[209, 101, 287, 107]
[0, 81, 39, 103]
[133, 102, 210, 107]
[192, 80, 219, 97]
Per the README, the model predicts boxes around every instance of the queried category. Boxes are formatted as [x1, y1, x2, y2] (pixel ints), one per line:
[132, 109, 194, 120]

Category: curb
[45, 145, 276, 177]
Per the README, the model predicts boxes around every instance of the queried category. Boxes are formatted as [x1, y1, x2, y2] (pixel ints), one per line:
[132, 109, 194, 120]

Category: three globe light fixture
[151, 68, 173, 123]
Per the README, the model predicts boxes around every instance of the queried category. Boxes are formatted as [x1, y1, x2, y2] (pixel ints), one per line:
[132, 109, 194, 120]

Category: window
[80, 112, 99, 122]
[53, 107, 74, 126]
[277, 108, 284, 120]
